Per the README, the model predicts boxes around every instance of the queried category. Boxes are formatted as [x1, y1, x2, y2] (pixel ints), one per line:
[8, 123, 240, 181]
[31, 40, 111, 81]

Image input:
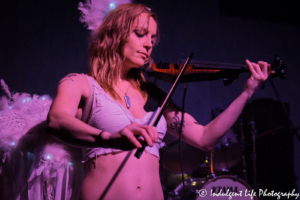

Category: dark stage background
[1, 0, 299, 197]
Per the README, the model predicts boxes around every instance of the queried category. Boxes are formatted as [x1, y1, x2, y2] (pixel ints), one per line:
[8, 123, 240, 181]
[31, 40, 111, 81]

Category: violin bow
[135, 53, 194, 159]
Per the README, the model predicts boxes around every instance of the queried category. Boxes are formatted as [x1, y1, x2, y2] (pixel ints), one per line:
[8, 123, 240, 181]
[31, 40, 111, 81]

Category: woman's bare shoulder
[57, 73, 87, 85]
[57, 73, 90, 98]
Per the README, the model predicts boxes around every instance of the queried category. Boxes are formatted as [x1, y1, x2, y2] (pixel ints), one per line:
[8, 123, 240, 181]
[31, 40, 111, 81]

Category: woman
[47, 3, 270, 200]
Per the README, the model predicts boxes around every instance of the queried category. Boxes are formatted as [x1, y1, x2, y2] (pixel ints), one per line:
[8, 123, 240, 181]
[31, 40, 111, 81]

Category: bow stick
[134, 53, 194, 159]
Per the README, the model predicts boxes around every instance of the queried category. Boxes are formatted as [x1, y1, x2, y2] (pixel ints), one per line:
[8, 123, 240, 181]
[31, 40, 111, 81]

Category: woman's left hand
[243, 59, 272, 98]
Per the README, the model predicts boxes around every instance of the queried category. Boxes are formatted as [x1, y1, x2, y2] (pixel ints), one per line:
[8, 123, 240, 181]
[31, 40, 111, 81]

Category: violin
[144, 55, 286, 85]
[135, 55, 287, 159]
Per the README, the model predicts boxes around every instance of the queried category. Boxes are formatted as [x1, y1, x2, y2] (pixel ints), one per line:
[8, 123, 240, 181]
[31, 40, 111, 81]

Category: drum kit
[159, 111, 265, 200]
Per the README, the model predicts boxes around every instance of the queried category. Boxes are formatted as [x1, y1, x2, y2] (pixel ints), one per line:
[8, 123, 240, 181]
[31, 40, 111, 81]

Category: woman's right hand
[101, 122, 158, 151]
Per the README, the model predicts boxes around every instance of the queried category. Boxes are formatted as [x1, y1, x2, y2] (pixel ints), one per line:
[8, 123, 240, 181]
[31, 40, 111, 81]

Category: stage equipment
[167, 176, 258, 200]
[160, 140, 206, 174]
[213, 129, 243, 171]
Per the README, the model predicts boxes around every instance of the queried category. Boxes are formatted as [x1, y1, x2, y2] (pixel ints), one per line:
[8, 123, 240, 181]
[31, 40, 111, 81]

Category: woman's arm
[46, 73, 102, 147]
[163, 60, 271, 152]
[46, 74, 157, 149]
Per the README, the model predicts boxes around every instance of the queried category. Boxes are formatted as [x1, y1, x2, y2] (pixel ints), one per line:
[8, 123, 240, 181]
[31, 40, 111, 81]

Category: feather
[78, 0, 132, 30]
[0, 79, 12, 99]
[0, 87, 52, 158]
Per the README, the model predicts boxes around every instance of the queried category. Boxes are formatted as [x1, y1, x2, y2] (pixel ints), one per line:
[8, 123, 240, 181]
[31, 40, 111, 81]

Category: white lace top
[82, 76, 167, 162]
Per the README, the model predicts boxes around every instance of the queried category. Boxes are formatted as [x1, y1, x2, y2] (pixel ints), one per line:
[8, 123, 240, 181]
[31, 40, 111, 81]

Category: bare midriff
[78, 150, 163, 200]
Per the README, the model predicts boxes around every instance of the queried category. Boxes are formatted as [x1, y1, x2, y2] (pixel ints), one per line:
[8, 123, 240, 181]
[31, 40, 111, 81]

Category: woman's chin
[132, 63, 145, 69]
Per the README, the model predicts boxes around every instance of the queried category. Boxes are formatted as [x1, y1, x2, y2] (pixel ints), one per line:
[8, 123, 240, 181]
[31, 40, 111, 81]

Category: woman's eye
[134, 31, 144, 37]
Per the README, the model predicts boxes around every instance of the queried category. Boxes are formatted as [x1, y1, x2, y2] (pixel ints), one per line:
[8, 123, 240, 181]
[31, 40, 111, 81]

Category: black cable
[179, 82, 188, 200]
[268, 78, 300, 141]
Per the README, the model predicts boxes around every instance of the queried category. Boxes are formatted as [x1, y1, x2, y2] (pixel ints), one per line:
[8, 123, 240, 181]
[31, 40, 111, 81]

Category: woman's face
[123, 13, 157, 70]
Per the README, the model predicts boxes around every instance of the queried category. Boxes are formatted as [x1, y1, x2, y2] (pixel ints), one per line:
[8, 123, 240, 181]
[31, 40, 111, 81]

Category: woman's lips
[138, 52, 148, 58]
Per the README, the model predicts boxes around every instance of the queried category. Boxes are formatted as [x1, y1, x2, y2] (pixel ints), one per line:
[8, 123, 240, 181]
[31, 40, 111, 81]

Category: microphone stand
[249, 119, 258, 192]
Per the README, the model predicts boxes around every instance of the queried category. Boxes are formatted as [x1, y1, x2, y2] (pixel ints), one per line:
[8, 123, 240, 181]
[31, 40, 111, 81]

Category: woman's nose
[143, 37, 152, 51]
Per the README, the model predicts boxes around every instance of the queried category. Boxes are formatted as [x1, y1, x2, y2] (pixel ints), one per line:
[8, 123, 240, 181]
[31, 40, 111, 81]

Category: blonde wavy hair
[88, 3, 159, 101]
